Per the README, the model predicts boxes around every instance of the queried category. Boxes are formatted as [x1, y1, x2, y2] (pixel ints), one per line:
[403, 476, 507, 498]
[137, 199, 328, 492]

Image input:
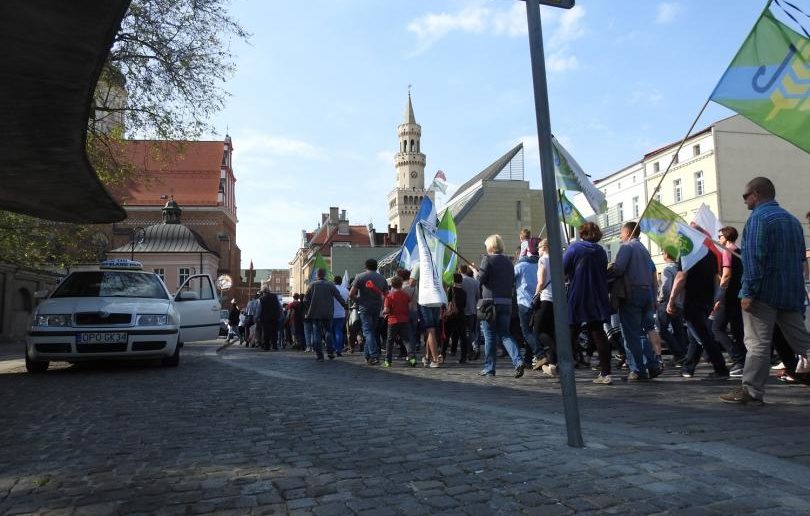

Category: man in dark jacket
[304, 268, 348, 360]
[258, 289, 281, 351]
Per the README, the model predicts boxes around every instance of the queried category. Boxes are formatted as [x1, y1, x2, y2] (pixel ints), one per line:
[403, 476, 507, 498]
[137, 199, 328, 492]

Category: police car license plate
[76, 332, 128, 345]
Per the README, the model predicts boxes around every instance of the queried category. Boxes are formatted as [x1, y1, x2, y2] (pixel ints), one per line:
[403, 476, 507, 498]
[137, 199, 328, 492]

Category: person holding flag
[349, 259, 389, 365]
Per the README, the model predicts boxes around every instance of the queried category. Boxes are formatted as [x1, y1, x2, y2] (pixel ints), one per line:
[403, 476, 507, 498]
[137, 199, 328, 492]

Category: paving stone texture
[1, 341, 809, 515]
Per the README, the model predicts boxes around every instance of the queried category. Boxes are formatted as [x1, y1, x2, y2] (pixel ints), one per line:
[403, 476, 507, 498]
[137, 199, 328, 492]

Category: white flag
[552, 136, 606, 214]
[342, 270, 349, 289]
[416, 221, 447, 307]
[693, 203, 723, 239]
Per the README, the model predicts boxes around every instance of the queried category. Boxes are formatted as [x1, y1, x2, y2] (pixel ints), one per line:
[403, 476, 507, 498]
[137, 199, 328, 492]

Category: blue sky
[208, 0, 772, 269]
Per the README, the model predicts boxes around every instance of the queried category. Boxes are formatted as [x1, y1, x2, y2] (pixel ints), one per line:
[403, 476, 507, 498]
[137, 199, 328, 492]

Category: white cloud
[237, 133, 327, 160]
[549, 6, 586, 48]
[546, 52, 579, 73]
[407, 6, 489, 53]
[656, 2, 682, 24]
[492, 3, 527, 37]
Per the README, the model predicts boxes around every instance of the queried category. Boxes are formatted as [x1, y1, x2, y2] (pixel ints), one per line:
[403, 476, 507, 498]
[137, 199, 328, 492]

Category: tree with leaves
[0, 0, 249, 268]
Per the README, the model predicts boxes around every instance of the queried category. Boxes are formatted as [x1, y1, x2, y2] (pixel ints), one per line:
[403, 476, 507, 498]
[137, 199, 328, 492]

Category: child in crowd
[383, 276, 417, 368]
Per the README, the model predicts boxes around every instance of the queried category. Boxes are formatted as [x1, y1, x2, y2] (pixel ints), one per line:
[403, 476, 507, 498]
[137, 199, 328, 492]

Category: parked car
[25, 259, 221, 373]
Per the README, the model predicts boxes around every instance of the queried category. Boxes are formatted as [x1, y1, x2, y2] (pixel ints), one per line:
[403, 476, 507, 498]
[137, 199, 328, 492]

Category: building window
[617, 202, 624, 223]
[672, 153, 679, 164]
[695, 170, 705, 196]
[617, 181, 621, 190]
[632, 175, 636, 183]
[673, 179, 683, 203]
[154, 268, 165, 282]
[655, 191, 662, 203]
[516, 201, 522, 221]
[653, 162, 660, 173]
[693, 144, 701, 156]
[632, 197, 639, 218]
[179, 267, 190, 287]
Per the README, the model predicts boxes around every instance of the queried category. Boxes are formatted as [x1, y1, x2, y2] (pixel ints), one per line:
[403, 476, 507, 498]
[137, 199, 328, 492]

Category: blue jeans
[409, 310, 420, 352]
[480, 304, 522, 373]
[656, 305, 687, 358]
[618, 286, 657, 375]
[303, 320, 314, 349]
[518, 304, 541, 358]
[310, 319, 334, 357]
[359, 310, 380, 359]
[332, 317, 345, 354]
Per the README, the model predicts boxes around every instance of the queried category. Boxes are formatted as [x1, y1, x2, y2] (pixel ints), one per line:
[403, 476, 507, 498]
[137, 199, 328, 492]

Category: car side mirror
[175, 291, 200, 302]
[34, 289, 50, 299]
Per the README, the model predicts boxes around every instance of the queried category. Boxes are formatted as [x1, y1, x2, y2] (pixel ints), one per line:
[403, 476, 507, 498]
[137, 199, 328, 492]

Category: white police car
[25, 259, 221, 373]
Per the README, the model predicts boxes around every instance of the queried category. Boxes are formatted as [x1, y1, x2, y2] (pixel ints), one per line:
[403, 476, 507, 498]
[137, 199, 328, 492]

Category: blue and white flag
[397, 195, 437, 270]
[416, 221, 447, 307]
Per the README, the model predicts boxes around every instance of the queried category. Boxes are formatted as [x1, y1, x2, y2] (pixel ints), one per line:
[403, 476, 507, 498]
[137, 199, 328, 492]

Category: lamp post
[130, 227, 146, 261]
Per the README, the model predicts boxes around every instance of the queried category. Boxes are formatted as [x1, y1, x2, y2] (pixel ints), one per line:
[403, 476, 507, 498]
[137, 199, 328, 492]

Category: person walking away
[304, 268, 348, 361]
[258, 290, 281, 352]
[332, 275, 350, 356]
[712, 226, 746, 377]
[383, 275, 417, 367]
[349, 259, 389, 365]
[656, 250, 688, 364]
[532, 239, 555, 373]
[238, 310, 246, 345]
[460, 265, 481, 359]
[721, 177, 810, 404]
[564, 223, 613, 384]
[611, 221, 663, 381]
[244, 292, 260, 346]
[399, 270, 420, 355]
[226, 300, 240, 344]
[442, 273, 469, 363]
[514, 239, 540, 368]
[472, 234, 525, 378]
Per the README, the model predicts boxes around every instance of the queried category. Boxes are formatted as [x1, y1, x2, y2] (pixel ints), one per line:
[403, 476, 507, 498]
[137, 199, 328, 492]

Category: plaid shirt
[740, 200, 807, 312]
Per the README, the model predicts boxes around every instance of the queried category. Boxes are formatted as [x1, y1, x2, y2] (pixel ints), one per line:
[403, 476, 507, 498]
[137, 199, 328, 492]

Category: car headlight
[135, 314, 168, 326]
[35, 314, 72, 327]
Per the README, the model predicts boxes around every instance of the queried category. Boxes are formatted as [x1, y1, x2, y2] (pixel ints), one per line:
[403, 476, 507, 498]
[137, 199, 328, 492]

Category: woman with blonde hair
[472, 234, 525, 378]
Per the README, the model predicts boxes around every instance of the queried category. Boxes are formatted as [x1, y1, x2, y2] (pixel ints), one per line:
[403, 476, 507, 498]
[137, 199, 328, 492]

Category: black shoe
[706, 371, 730, 380]
[458, 359, 467, 364]
[648, 367, 664, 379]
[316, 355, 324, 361]
[514, 363, 525, 379]
[328, 353, 335, 360]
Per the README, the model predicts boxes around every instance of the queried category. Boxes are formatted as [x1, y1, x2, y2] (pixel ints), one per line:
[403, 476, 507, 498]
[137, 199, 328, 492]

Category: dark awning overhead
[0, 0, 130, 223]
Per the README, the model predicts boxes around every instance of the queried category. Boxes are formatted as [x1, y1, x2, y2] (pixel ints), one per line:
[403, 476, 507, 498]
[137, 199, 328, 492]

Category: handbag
[607, 264, 631, 311]
[476, 298, 496, 323]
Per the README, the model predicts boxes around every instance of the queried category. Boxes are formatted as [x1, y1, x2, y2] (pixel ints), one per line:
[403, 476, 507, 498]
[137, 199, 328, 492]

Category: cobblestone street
[1, 341, 809, 515]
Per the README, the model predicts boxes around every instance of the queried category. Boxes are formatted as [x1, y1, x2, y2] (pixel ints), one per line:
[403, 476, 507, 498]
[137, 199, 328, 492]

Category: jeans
[465, 314, 479, 352]
[683, 301, 728, 375]
[359, 310, 380, 359]
[712, 301, 746, 367]
[386, 322, 415, 361]
[618, 286, 658, 375]
[303, 320, 314, 349]
[656, 304, 687, 358]
[332, 317, 345, 354]
[517, 305, 540, 358]
[442, 315, 469, 360]
[310, 319, 334, 357]
[409, 310, 420, 352]
[480, 304, 523, 373]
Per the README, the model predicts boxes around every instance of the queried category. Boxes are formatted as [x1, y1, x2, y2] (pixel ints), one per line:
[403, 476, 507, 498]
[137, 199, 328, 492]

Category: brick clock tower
[387, 92, 433, 232]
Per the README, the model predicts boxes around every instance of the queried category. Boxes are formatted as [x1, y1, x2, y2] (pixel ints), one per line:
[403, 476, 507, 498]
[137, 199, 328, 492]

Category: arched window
[410, 139, 414, 152]
[402, 140, 407, 152]
[417, 140, 420, 152]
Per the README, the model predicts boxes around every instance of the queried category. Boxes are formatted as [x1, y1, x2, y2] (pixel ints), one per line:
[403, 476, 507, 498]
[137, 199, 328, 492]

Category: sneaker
[408, 357, 417, 367]
[627, 371, 647, 382]
[328, 353, 335, 360]
[777, 371, 796, 383]
[706, 371, 730, 380]
[541, 364, 558, 377]
[421, 356, 429, 368]
[479, 370, 495, 377]
[369, 358, 380, 366]
[383, 360, 392, 368]
[720, 387, 764, 405]
[648, 367, 663, 379]
[771, 361, 785, 370]
[514, 363, 525, 379]
[437, 354, 445, 366]
[429, 361, 441, 368]
[729, 365, 744, 378]
[593, 374, 612, 385]
[316, 356, 324, 362]
[795, 356, 810, 374]
[532, 356, 549, 370]
[681, 370, 694, 378]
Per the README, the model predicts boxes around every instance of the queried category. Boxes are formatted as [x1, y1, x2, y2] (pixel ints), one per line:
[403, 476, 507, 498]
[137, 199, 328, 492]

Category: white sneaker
[593, 374, 612, 385]
[429, 361, 441, 368]
[771, 361, 785, 370]
[541, 364, 558, 376]
[796, 356, 810, 374]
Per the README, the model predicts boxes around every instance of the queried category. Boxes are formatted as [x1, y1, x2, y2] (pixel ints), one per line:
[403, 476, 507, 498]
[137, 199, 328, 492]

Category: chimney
[329, 207, 339, 224]
[368, 223, 376, 247]
[340, 209, 347, 221]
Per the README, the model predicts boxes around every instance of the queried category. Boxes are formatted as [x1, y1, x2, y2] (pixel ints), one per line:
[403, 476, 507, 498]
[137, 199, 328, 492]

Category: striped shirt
[740, 200, 807, 312]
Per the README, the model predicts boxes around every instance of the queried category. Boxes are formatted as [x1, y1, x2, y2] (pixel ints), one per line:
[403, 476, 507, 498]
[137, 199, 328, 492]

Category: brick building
[101, 136, 243, 291]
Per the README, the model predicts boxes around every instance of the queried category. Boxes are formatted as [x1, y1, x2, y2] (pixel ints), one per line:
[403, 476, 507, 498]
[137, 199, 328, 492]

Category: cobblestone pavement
[1, 341, 809, 515]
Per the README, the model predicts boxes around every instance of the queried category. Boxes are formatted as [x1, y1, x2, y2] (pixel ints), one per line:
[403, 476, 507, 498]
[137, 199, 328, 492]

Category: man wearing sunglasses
[721, 177, 810, 404]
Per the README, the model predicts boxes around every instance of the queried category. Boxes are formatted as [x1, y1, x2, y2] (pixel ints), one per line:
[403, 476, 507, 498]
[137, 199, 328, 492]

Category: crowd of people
[226, 176, 810, 405]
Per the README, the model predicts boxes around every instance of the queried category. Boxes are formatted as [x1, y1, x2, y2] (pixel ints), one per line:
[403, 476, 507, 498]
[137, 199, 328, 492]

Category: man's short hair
[459, 264, 470, 275]
[719, 226, 738, 243]
[365, 258, 378, 271]
[396, 268, 411, 280]
[622, 221, 638, 235]
[453, 272, 463, 284]
[579, 222, 603, 243]
[747, 176, 776, 200]
[333, 275, 342, 285]
[316, 268, 327, 279]
[390, 276, 403, 289]
[293, 293, 300, 300]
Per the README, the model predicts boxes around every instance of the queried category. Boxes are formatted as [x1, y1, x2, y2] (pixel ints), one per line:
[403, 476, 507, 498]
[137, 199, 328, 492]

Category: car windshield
[52, 271, 169, 299]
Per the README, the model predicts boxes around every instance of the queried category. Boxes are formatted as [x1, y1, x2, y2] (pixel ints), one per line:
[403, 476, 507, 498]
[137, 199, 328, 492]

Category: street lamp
[130, 227, 146, 261]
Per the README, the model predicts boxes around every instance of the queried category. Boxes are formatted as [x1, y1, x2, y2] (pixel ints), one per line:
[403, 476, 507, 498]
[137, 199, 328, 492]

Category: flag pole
[636, 0, 773, 238]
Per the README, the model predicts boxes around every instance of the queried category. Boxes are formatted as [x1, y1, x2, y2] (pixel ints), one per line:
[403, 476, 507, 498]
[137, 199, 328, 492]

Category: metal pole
[524, 0, 584, 448]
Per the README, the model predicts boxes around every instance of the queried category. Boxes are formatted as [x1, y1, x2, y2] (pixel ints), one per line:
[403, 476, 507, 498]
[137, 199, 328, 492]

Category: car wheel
[25, 349, 49, 373]
[162, 343, 180, 367]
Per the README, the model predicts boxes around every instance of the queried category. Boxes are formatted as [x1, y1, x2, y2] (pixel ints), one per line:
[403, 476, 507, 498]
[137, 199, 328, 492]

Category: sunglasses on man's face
[742, 191, 754, 200]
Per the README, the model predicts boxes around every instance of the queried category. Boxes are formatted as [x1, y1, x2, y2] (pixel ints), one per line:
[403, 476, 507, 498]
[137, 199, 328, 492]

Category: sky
[206, 0, 778, 269]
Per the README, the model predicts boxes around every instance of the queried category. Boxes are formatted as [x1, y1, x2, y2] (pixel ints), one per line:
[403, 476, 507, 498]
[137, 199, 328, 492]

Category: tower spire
[404, 86, 416, 124]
